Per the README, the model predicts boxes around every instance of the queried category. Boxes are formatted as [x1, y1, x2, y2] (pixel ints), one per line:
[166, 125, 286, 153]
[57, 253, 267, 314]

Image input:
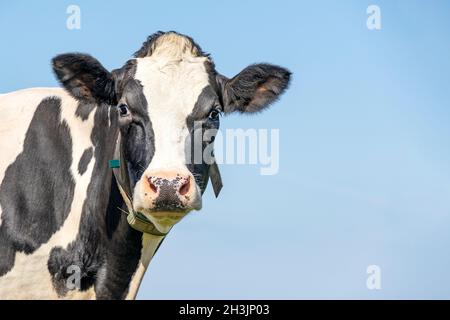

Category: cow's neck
[124, 233, 164, 299]
[84, 105, 164, 299]
[100, 175, 165, 299]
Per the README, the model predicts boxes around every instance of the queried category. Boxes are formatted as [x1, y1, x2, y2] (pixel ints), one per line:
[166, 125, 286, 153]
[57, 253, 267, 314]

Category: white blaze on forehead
[134, 36, 210, 172]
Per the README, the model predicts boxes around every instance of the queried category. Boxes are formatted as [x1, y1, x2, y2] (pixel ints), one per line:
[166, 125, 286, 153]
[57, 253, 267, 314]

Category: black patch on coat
[112, 58, 155, 188]
[119, 78, 155, 188]
[75, 101, 96, 120]
[112, 59, 137, 98]
[0, 97, 75, 276]
[78, 147, 93, 175]
[186, 85, 221, 193]
[95, 177, 143, 300]
[47, 238, 102, 297]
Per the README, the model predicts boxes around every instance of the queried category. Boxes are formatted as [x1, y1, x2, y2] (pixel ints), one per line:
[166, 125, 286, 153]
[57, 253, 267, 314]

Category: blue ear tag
[109, 159, 121, 168]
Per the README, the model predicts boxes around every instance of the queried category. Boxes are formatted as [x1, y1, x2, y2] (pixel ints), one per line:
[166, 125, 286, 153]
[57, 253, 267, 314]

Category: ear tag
[109, 159, 121, 169]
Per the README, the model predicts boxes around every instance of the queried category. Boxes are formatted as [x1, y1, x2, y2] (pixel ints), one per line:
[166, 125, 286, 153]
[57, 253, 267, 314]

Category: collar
[110, 133, 223, 236]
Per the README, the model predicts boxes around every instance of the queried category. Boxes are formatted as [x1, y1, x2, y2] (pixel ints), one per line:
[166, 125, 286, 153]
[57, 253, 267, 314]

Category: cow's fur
[0, 31, 291, 299]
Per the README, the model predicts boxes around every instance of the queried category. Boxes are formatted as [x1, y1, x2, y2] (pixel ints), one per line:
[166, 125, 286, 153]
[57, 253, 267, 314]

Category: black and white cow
[0, 31, 291, 299]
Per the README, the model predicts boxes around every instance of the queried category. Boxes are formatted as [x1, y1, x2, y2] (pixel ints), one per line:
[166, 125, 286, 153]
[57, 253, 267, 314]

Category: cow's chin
[134, 200, 203, 234]
[140, 210, 192, 234]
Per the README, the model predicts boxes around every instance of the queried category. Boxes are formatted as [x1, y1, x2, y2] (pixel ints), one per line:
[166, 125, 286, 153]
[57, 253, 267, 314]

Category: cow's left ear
[52, 53, 117, 105]
[219, 64, 291, 114]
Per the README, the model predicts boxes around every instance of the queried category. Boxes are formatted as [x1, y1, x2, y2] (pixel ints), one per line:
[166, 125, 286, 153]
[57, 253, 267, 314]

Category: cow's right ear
[52, 53, 117, 105]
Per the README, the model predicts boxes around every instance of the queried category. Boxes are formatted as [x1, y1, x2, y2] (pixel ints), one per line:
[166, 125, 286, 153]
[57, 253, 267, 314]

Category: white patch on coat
[132, 34, 209, 213]
[0, 88, 97, 299]
[125, 233, 164, 300]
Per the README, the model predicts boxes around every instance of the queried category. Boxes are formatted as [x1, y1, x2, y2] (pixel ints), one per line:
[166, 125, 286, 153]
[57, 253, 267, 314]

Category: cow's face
[52, 32, 291, 233]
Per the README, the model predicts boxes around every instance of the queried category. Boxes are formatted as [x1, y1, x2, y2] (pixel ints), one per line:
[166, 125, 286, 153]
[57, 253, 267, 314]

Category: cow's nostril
[179, 179, 190, 196]
[148, 177, 158, 194]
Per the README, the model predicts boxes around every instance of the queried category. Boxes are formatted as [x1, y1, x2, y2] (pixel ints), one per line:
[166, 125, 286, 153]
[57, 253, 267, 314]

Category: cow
[0, 31, 291, 299]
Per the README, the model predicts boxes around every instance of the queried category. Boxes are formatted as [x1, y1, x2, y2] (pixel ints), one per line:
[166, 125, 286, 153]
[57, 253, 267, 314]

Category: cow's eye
[118, 104, 130, 117]
[208, 108, 221, 121]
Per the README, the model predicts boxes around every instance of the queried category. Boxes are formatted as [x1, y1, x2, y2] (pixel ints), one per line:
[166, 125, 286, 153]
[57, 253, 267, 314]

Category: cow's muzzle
[133, 170, 202, 232]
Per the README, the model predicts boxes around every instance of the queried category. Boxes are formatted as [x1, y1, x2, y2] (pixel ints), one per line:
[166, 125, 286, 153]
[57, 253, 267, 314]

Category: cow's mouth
[138, 209, 192, 233]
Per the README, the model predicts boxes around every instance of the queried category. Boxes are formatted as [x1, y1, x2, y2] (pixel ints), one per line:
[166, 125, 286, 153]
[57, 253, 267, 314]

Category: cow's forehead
[134, 55, 211, 116]
[132, 32, 213, 117]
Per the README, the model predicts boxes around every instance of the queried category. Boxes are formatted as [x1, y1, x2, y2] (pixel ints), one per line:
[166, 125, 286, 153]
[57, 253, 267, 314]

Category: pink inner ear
[255, 76, 283, 98]
[256, 84, 270, 94]
[245, 78, 279, 112]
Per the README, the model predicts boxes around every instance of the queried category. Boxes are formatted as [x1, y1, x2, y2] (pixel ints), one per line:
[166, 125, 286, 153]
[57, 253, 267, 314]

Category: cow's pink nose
[145, 172, 193, 210]
[134, 170, 201, 214]
[147, 173, 191, 195]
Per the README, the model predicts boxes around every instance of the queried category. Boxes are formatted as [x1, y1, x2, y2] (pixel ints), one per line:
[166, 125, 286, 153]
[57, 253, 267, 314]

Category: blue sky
[1, 0, 450, 299]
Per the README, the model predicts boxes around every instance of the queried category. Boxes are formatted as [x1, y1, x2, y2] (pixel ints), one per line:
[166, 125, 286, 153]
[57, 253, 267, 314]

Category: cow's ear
[52, 53, 117, 105]
[219, 64, 291, 114]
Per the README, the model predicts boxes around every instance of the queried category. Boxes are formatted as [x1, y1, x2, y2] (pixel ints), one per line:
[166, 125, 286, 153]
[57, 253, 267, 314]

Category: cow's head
[52, 31, 291, 233]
